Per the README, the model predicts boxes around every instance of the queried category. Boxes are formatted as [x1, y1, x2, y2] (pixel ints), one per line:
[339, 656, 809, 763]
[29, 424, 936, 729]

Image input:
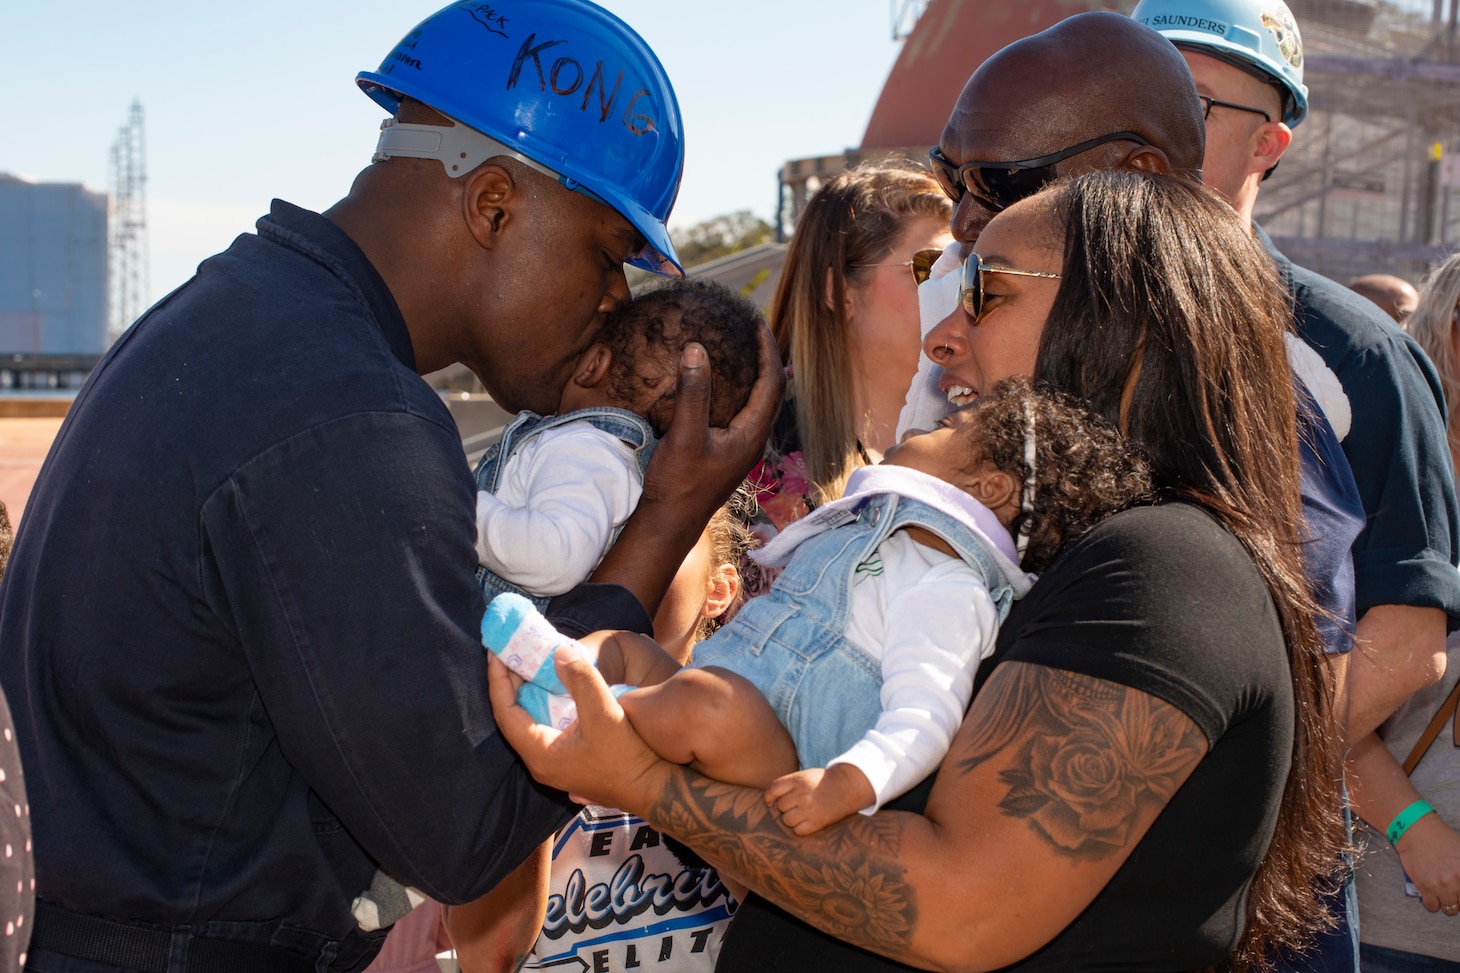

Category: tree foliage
[625, 210, 776, 289]
[671, 210, 775, 269]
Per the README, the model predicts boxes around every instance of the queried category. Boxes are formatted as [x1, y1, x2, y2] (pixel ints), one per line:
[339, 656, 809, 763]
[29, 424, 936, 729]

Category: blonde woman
[747, 163, 951, 593]
[1406, 255, 1460, 481]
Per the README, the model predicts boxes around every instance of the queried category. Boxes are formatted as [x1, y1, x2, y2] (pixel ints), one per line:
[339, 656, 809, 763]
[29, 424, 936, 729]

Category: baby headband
[1016, 400, 1037, 560]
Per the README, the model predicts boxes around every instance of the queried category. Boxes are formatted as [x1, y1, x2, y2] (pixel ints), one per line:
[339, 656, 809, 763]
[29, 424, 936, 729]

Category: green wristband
[1387, 800, 1438, 845]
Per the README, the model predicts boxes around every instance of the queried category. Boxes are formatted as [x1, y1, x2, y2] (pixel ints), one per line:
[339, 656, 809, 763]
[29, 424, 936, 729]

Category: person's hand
[764, 764, 874, 836]
[1395, 812, 1460, 915]
[488, 643, 665, 812]
[591, 323, 783, 611]
[644, 322, 783, 514]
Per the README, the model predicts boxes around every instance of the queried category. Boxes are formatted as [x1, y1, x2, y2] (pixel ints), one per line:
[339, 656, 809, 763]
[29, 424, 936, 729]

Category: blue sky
[9, 1, 909, 302]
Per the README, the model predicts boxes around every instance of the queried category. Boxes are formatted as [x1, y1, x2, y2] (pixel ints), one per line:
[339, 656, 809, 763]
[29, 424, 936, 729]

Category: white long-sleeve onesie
[755, 464, 1034, 814]
[474, 422, 641, 597]
[831, 531, 1002, 813]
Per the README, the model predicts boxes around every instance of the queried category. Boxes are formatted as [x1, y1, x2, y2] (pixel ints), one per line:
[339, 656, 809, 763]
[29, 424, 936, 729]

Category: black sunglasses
[1198, 95, 1271, 123]
[959, 253, 1062, 321]
[928, 131, 1154, 212]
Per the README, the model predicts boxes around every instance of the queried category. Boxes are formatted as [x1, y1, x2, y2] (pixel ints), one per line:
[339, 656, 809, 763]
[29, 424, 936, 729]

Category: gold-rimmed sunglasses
[959, 253, 1062, 321]
[852, 246, 940, 284]
[852, 248, 947, 286]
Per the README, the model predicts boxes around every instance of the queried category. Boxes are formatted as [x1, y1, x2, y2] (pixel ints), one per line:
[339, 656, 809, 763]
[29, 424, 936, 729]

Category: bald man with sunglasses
[909, 8, 1363, 664]
[928, 12, 1205, 245]
[898, 11, 1208, 432]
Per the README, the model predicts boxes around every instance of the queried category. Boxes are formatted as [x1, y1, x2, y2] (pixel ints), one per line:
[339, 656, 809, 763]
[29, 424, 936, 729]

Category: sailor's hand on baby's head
[643, 328, 783, 515]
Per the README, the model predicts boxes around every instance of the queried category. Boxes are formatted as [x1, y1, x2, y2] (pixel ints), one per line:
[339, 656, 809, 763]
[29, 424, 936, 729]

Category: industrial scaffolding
[1252, 0, 1460, 282]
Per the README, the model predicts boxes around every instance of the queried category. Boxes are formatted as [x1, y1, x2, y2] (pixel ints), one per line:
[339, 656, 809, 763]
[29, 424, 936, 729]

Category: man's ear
[701, 563, 741, 620]
[1252, 122, 1293, 175]
[571, 344, 614, 390]
[461, 163, 514, 250]
[1122, 144, 1174, 175]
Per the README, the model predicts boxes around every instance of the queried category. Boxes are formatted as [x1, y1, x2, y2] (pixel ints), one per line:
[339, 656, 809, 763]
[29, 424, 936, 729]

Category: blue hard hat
[358, 0, 685, 275]
[1133, 0, 1309, 126]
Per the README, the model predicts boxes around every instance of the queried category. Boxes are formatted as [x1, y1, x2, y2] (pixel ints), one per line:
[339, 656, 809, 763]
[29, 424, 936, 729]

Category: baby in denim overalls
[351, 279, 760, 932]
[486, 379, 1153, 836]
[473, 277, 762, 609]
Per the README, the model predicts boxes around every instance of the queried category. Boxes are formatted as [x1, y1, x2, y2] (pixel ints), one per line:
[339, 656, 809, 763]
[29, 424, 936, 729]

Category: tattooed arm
[489, 650, 1207, 972]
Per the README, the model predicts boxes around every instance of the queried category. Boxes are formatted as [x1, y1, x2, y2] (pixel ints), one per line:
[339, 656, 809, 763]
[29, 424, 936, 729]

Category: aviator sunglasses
[959, 253, 1061, 321]
[854, 248, 947, 286]
[928, 131, 1154, 212]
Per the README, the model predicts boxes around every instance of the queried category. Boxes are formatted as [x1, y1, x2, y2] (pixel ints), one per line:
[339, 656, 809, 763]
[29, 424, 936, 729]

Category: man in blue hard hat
[0, 3, 780, 972]
[1134, 0, 1460, 968]
[1130, 0, 1457, 748]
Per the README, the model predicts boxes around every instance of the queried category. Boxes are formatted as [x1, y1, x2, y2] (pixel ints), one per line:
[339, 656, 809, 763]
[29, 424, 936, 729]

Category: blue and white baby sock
[482, 593, 582, 694]
[482, 593, 630, 729]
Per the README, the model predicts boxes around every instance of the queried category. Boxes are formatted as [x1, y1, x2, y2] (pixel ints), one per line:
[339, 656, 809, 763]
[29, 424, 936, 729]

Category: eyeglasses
[959, 253, 1062, 321]
[1198, 95, 1271, 123]
[852, 248, 946, 286]
[927, 131, 1154, 212]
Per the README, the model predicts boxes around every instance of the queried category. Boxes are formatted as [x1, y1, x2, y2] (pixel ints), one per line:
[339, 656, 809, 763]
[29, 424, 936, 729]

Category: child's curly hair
[695, 483, 757, 644]
[598, 278, 762, 433]
[971, 378, 1154, 573]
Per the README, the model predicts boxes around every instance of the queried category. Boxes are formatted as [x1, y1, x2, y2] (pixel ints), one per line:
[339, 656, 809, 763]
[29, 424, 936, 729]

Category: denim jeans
[1360, 942, 1460, 973]
[1272, 878, 1358, 973]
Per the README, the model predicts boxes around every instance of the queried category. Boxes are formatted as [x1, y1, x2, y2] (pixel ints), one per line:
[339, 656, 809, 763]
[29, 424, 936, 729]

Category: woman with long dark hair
[491, 170, 1345, 973]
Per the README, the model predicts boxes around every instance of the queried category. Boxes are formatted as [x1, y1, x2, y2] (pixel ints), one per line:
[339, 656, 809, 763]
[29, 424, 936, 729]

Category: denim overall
[691, 490, 1017, 771]
[474, 406, 655, 609]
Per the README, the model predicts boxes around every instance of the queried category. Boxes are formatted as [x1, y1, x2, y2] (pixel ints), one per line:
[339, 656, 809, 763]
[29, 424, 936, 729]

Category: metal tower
[891, 0, 930, 40]
[109, 100, 149, 341]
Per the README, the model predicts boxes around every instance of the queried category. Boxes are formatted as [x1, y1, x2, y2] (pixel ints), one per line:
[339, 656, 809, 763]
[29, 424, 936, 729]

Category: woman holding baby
[492, 170, 1344, 973]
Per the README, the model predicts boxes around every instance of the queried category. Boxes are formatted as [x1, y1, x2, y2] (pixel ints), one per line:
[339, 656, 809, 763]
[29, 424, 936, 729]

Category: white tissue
[896, 242, 964, 442]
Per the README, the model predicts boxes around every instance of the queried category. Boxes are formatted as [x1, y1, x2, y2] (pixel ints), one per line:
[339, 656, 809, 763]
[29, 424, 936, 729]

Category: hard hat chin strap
[372, 117, 565, 183]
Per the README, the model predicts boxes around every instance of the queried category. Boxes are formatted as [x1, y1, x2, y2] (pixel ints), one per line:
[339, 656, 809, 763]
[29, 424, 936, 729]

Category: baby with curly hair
[474, 277, 762, 607]
[352, 280, 761, 933]
[485, 378, 1153, 835]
